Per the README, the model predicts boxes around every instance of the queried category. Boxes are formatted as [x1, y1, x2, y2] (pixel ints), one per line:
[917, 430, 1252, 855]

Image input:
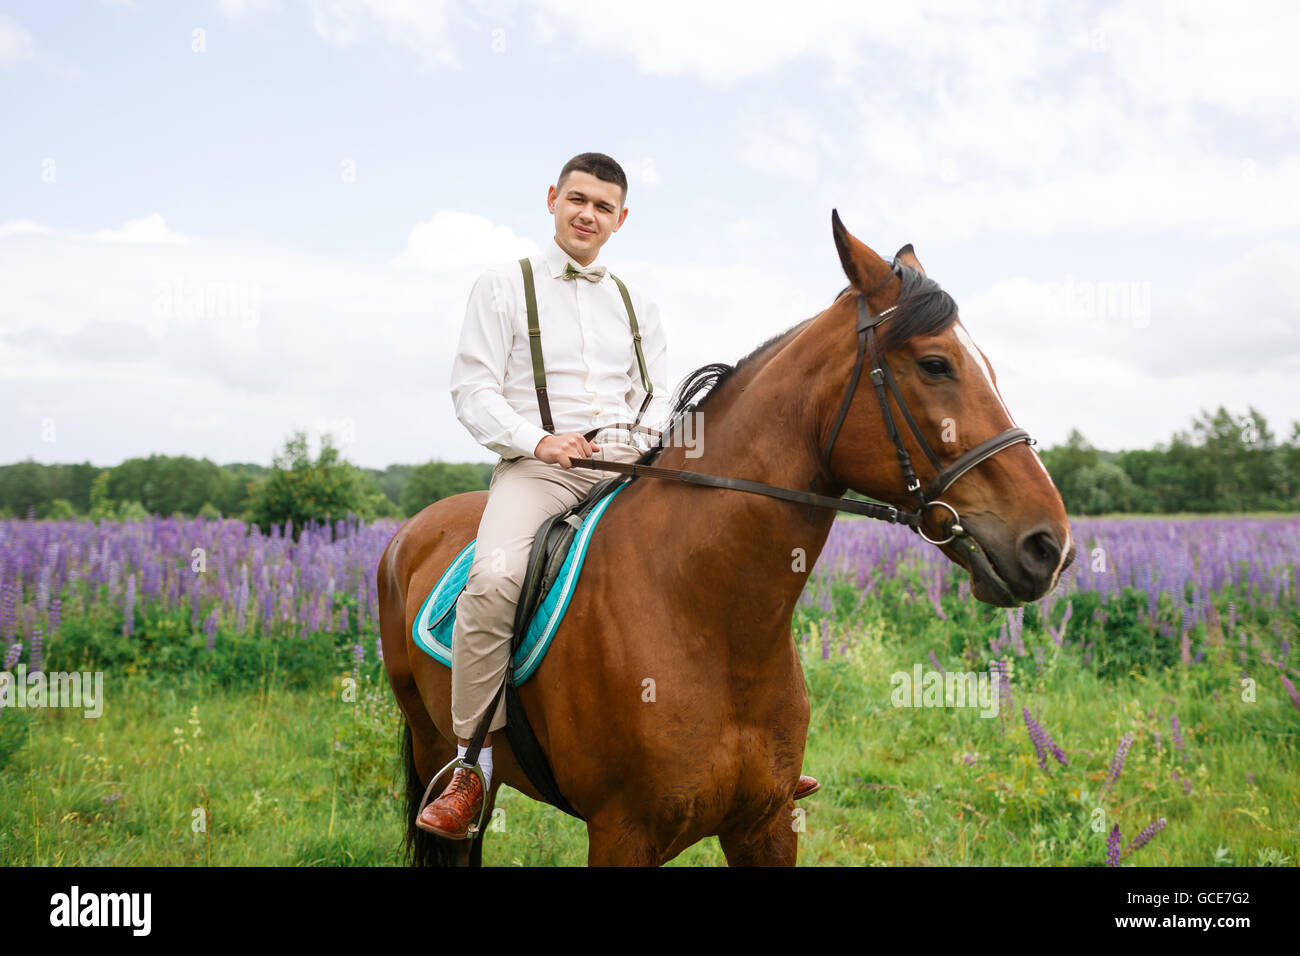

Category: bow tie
[563, 262, 606, 282]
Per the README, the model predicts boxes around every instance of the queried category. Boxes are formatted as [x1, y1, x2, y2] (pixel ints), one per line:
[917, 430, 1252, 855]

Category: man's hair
[556, 153, 628, 205]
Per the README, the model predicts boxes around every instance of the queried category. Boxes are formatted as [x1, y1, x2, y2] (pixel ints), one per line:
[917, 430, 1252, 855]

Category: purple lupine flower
[29, 627, 42, 674]
[1170, 715, 1187, 761]
[49, 597, 61, 636]
[3, 642, 21, 670]
[1280, 673, 1300, 714]
[375, 634, 383, 662]
[1102, 732, 1134, 791]
[123, 573, 136, 637]
[1048, 600, 1073, 645]
[987, 657, 1014, 716]
[235, 569, 249, 635]
[1050, 739, 1068, 767]
[2, 583, 15, 645]
[1106, 824, 1121, 867]
[1007, 606, 1026, 656]
[204, 607, 219, 650]
[1023, 707, 1049, 769]
[928, 649, 945, 674]
[926, 567, 947, 620]
[1023, 706, 1068, 770]
[1126, 817, 1166, 854]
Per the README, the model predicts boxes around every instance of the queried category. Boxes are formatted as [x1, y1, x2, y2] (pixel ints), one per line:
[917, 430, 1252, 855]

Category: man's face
[548, 170, 628, 265]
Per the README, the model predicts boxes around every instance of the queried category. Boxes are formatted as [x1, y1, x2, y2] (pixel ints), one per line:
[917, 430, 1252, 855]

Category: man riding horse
[419, 152, 820, 838]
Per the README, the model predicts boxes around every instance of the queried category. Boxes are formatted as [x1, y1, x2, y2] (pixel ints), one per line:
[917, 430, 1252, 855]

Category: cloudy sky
[2, 0, 1297, 469]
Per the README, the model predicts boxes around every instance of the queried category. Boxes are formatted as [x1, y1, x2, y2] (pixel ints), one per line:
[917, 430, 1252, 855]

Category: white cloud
[216, 0, 281, 17]
[959, 242, 1300, 449]
[394, 210, 536, 272]
[307, 0, 458, 69]
[738, 103, 839, 182]
[1098, 1, 1300, 115]
[531, 0, 874, 85]
[0, 13, 35, 67]
[91, 214, 188, 245]
[0, 220, 52, 239]
[504, 0, 1300, 239]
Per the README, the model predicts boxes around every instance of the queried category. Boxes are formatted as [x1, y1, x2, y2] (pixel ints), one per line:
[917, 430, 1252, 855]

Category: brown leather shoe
[416, 766, 484, 839]
[794, 774, 820, 800]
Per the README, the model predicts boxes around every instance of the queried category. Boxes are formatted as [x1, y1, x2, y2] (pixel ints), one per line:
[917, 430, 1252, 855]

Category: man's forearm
[452, 388, 551, 460]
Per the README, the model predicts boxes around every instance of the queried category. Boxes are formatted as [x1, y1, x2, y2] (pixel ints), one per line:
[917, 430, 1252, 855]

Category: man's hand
[534, 433, 600, 468]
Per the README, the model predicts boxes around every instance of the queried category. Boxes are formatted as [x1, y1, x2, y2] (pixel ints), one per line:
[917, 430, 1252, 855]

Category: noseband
[570, 262, 1034, 544]
[817, 264, 1033, 544]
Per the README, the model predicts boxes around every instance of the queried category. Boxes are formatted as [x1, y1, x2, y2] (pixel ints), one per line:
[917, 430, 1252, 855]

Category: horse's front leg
[718, 801, 800, 867]
[585, 812, 663, 866]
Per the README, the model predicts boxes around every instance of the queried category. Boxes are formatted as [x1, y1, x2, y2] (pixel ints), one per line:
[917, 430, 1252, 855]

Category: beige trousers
[450, 435, 645, 739]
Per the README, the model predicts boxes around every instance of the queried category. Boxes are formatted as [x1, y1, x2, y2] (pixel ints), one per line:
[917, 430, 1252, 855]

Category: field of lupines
[1, 511, 1297, 866]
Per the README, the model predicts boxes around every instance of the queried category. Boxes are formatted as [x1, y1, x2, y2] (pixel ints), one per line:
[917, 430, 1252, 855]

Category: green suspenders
[518, 257, 653, 435]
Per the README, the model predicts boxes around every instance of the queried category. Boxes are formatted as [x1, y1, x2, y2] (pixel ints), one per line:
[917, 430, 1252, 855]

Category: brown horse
[377, 212, 1075, 866]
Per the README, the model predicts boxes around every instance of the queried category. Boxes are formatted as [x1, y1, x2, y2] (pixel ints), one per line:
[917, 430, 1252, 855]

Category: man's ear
[613, 206, 629, 232]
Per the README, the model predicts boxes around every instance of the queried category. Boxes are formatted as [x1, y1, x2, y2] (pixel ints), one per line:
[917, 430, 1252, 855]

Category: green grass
[3, 606, 1296, 865]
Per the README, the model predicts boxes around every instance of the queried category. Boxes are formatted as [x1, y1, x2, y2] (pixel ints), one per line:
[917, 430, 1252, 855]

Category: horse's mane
[633, 263, 959, 470]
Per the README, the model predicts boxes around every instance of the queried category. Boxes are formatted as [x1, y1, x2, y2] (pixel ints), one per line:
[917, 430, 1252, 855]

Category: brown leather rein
[569, 265, 1034, 545]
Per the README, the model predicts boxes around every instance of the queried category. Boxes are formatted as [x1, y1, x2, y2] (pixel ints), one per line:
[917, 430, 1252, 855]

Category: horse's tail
[401, 720, 458, 867]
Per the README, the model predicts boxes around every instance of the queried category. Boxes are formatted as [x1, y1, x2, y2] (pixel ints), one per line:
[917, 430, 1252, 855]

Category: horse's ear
[831, 209, 895, 297]
[895, 243, 925, 275]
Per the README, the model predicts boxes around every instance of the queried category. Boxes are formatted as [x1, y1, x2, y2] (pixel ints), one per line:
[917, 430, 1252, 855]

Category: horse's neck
[633, 331, 841, 639]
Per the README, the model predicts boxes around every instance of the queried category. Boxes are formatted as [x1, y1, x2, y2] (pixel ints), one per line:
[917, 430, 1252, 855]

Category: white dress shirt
[450, 236, 670, 461]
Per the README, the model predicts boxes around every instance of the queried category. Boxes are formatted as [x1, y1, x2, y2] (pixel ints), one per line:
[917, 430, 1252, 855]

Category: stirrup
[416, 755, 490, 840]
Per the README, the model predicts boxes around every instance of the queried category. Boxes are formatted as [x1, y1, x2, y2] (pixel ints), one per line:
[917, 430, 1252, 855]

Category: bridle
[816, 261, 1034, 544]
[570, 261, 1034, 545]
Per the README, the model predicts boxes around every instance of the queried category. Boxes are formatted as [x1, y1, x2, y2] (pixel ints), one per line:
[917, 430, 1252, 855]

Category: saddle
[511, 473, 627, 646]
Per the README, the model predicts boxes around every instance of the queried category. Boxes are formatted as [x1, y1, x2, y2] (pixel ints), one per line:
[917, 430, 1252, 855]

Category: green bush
[246, 430, 375, 538]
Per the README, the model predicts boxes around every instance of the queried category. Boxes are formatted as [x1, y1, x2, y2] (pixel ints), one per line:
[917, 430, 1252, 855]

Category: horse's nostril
[1018, 527, 1062, 579]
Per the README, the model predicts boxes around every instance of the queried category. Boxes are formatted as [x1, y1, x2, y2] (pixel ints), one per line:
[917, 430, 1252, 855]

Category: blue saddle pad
[411, 480, 629, 684]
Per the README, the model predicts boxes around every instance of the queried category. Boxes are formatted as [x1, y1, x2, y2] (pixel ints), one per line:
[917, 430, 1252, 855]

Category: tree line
[0, 430, 492, 534]
[1040, 407, 1299, 514]
[1, 407, 1296, 525]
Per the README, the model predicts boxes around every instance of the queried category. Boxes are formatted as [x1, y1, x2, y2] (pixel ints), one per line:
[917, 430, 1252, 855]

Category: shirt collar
[544, 235, 605, 281]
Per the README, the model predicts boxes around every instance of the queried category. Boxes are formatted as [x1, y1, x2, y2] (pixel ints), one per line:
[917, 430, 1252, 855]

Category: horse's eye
[919, 357, 951, 377]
